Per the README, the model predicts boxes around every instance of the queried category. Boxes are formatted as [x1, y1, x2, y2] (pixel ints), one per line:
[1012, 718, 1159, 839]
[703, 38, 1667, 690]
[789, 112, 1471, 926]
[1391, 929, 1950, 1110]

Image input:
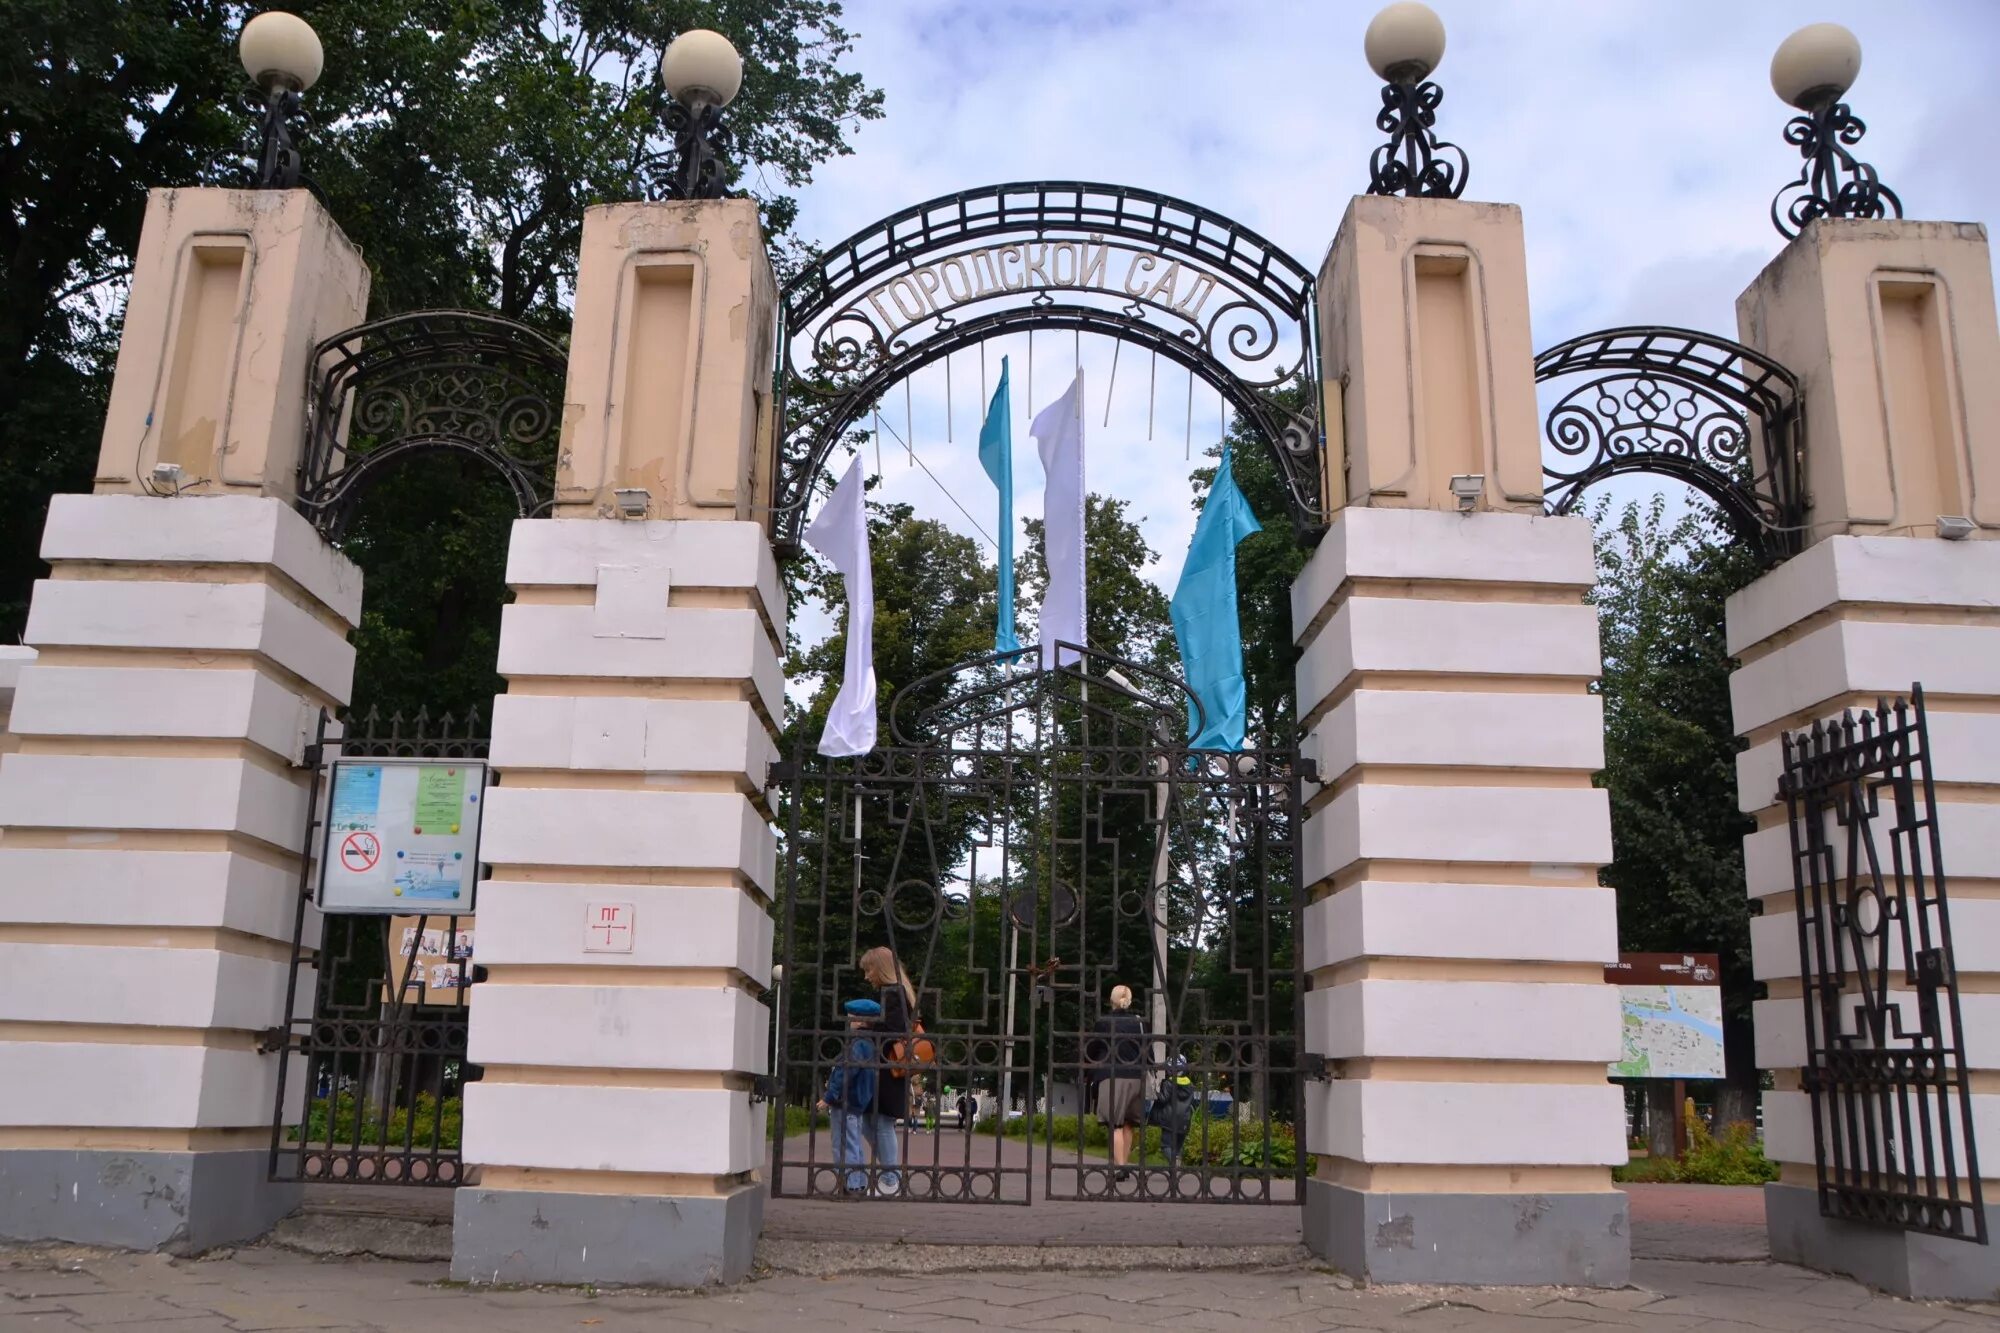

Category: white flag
[1032, 369, 1086, 669]
[806, 456, 877, 756]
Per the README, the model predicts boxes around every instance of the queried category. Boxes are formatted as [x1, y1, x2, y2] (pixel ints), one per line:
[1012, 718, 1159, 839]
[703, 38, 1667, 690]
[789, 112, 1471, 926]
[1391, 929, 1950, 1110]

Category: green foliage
[769, 1104, 828, 1140]
[0, 0, 883, 678]
[1591, 495, 1764, 1113]
[1612, 1103, 1778, 1186]
[298, 1091, 462, 1149]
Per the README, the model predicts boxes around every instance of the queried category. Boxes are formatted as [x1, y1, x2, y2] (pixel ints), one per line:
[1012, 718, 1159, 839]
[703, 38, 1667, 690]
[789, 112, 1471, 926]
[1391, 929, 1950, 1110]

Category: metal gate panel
[1781, 687, 1987, 1242]
[266, 709, 487, 1187]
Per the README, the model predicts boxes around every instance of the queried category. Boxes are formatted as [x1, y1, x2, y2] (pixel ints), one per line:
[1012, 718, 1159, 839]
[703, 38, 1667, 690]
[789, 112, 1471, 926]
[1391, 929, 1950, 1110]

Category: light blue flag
[977, 358, 1020, 654]
[1171, 448, 1262, 750]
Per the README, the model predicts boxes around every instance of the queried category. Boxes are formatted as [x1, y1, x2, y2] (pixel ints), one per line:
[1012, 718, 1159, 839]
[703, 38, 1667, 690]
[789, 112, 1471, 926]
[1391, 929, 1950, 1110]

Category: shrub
[296, 1092, 462, 1149]
[1611, 1100, 1778, 1186]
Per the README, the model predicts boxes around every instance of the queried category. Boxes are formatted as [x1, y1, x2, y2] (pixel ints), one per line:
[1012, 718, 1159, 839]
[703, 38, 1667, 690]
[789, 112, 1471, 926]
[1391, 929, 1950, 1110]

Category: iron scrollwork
[772, 182, 1325, 553]
[296, 311, 568, 541]
[1771, 99, 1903, 240]
[1366, 80, 1467, 199]
[253, 87, 305, 191]
[1535, 326, 1805, 562]
[658, 98, 732, 201]
[1780, 689, 1985, 1244]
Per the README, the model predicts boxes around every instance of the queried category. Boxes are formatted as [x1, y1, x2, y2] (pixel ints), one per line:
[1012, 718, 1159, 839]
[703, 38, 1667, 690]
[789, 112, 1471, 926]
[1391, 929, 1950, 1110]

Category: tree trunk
[1646, 1081, 1678, 1161]
[1715, 1008, 1760, 1130]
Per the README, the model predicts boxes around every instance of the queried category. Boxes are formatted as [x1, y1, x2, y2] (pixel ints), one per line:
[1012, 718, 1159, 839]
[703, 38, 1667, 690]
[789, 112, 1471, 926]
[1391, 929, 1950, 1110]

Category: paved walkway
[6, 1240, 2000, 1331]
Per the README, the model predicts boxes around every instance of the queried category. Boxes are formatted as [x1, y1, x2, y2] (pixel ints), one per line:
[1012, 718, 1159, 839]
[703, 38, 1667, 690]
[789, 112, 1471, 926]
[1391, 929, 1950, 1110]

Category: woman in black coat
[859, 946, 916, 1192]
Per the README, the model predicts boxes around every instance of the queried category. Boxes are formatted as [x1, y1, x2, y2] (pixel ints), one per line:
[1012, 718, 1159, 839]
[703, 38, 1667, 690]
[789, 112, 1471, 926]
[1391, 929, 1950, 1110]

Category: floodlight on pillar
[1363, 2, 1466, 199]
[239, 10, 323, 191]
[658, 29, 743, 201]
[1768, 23, 1902, 239]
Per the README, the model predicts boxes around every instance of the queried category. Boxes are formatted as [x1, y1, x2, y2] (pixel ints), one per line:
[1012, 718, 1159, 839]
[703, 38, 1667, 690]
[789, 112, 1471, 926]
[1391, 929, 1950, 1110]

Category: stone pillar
[0, 648, 34, 756]
[0, 188, 368, 1250]
[451, 199, 781, 1287]
[1731, 218, 2000, 1299]
[1294, 196, 1628, 1287]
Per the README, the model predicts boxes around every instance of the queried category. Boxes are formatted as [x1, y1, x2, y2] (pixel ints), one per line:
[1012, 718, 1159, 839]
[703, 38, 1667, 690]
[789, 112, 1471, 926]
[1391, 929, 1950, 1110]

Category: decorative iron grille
[770, 647, 1307, 1205]
[1780, 688, 1986, 1243]
[772, 182, 1325, 552]
[296, 311, 567, 540]
[1535, 326, 1805, 562]
[266, 707, 489, 1188]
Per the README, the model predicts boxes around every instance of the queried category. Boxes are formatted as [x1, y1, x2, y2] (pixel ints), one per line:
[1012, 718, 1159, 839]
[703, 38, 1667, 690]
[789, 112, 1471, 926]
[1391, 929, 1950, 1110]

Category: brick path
[7, 1239, 2000, 1331]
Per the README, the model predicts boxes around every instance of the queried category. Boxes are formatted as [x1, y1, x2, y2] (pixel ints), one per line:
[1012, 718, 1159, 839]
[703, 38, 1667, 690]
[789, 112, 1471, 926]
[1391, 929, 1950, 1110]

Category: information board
[317, 759, 486, 914]
[382, 916, 475, 1007]
[1605, 953, 1726, 1080]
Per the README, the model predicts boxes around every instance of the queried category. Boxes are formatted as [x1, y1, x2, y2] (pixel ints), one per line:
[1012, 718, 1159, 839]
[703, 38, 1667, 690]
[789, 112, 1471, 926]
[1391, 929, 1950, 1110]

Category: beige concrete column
[1294, 196, 1627, 1287]
[1731, 218, 2000, 1299]
[0, 188, 368, 1251]
[452, 200, 781, 1287]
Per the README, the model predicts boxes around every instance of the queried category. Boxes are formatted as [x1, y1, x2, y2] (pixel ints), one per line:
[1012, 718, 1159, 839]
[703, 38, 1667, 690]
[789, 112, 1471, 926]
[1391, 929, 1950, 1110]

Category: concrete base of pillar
[1303, 1179, 1631, 1286]
[450, 1182, 761, 1287]
[0, 1148, 299, 1252]
[1766, 1182, 2000, 1300]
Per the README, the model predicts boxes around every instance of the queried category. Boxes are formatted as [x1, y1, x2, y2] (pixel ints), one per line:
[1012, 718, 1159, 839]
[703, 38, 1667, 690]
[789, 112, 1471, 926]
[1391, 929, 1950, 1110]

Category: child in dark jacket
[816, 998, 883, 1194]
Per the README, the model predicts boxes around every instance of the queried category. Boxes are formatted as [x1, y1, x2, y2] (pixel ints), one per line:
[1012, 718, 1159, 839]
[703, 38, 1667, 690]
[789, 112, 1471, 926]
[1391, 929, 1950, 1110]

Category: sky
[773, 0, 2000, 653]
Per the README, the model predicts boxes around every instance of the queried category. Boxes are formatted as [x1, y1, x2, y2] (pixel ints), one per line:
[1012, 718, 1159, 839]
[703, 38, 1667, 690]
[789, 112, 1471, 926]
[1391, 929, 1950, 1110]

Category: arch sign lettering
[771, 182, 1327, 552]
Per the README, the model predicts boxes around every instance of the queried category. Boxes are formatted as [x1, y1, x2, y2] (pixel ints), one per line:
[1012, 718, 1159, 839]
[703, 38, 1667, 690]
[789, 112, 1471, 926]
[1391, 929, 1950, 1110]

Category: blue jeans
[831, 1109, 867, 1192]
[866, 1111, 901, 1193]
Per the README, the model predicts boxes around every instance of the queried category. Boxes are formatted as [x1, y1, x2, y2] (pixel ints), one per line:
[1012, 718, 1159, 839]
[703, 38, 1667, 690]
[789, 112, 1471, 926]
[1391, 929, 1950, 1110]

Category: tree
[1, 0, 883, 656]
[1590, 495, 1763, 1128]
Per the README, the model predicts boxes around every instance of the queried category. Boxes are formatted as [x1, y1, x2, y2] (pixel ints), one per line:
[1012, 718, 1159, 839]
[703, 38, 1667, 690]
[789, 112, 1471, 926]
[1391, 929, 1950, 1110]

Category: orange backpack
[886, 1018, 936, 1077]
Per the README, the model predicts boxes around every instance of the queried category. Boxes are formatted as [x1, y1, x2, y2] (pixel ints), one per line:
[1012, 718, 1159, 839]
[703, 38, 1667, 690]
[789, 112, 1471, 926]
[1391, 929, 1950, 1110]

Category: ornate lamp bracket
[1770, 98, 1903, 239]
[1366, 77, 1467, 199]
[254, 86, 305, 191]
[660, 100, 732, 201]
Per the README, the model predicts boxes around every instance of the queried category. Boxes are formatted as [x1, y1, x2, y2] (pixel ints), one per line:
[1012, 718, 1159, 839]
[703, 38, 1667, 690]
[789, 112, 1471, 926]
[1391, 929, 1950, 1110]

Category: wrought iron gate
[769, 647, 1307, 1205]
[266, 708, 488, 1187]
[1780, 687, 1986, 1242]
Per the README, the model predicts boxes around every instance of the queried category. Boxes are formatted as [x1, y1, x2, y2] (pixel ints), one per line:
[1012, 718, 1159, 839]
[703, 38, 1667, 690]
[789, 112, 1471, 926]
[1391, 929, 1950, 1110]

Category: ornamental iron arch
[297, 311, 568, 541]
[1535, 326, 1806, 563]
[773, 182, 1326, 553]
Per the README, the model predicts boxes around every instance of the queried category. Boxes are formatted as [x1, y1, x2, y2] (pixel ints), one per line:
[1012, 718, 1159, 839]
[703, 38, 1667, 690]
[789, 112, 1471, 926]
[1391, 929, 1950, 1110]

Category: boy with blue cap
[816, 997, 882, 1195]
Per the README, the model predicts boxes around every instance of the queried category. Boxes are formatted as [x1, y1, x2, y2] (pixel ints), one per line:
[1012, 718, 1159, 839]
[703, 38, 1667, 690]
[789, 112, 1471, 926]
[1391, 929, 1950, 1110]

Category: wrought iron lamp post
[1768, 22, 1902, 239]
[1363, 2, 1467, 199]
[239, 10, 323, 191]
[658, 29, 744, 201]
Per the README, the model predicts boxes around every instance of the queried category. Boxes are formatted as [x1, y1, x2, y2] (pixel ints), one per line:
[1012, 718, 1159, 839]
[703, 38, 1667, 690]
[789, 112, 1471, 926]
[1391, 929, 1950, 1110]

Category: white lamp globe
[1365, 2, 1447, 83]
[661, 29, 744, 109]
[1771, 23, 1862, 110]
[239, 11, 324, 93]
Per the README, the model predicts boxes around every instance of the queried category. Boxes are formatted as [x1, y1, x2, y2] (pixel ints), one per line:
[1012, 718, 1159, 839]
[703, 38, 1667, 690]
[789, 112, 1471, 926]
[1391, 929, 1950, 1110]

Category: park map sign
[1605, 953, 1726, 1080]
[317, 758, 487, 914]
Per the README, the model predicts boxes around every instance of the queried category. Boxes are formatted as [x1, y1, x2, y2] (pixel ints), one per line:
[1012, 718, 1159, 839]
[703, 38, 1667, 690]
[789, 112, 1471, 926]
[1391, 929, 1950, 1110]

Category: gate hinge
[255, 1027, 291, 1055]
[766, 759, 798, 788]
[1296, 757, 1322, 785]
[1301, 1053, 1332, 1081]
[461, 1062, 486, 1084]
[750, 1074, 782, 1103]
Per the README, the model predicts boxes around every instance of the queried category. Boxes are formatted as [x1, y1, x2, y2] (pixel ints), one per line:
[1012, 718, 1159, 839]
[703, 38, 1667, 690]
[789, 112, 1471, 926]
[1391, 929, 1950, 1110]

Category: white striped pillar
[0, 186, 366, 1252]
[0, 494, 360, 1248]
[451, 198, 782, 1287]
[1732, 218, 2000, 1300]
[1293, 507, 1626, 1285]
[1298, 194, 1625, 1286]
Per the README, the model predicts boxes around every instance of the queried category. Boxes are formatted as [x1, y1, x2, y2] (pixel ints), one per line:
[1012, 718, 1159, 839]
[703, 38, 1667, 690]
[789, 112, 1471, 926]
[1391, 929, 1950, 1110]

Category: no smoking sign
[340, 831, 382, 873]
